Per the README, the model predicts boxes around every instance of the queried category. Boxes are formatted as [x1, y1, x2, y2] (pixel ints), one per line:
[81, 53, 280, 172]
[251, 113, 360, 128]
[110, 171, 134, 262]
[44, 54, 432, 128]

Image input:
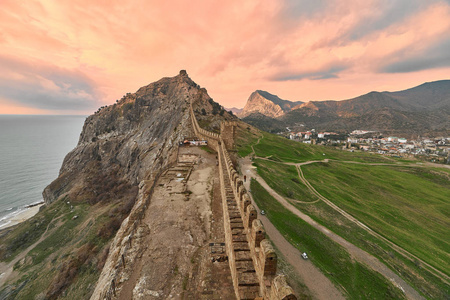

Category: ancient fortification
[189, 101, 296, 299]
[89, 86, 296, 299]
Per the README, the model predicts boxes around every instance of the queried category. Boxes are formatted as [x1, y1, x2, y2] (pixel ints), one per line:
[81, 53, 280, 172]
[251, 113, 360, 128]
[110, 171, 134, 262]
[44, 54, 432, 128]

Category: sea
[0, 115, 86, 229]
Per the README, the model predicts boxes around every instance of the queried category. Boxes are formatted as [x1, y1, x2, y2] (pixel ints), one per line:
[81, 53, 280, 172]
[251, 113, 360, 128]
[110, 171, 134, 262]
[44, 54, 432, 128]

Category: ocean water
[0, 115, 86, 229]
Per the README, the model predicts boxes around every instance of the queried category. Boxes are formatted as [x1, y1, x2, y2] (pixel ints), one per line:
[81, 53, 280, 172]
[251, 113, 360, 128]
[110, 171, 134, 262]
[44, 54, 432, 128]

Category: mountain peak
[238, 91, 285, 118]
[243, 79, 450, 137]
[298, 101, 319, 111]
[238, 90, 303, 118]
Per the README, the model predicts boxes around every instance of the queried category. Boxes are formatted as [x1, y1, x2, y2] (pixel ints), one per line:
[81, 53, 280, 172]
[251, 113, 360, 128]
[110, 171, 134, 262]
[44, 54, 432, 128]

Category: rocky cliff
[243, 80, 450, 136]
[0, 71, 234, 299]
[238, 90, 303, 118]
[42, 70, 198, 205]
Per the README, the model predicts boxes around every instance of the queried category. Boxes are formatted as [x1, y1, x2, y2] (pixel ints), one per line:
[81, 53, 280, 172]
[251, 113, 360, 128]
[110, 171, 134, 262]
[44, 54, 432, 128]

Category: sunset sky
[1, 0, 450, 115]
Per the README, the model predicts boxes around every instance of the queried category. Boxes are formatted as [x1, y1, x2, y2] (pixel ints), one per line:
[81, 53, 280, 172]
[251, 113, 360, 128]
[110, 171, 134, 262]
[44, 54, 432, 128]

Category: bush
[291, 178, 300, 184]
[97, 216, 122, 240]
[45, 243, 96, 299]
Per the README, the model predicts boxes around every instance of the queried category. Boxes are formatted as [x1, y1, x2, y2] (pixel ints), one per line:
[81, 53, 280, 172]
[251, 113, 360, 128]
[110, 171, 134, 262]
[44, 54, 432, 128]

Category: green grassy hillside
[251, 179, 405, 300]
[238, 129, 395, 163]
[302, 162, 450, 274]
[237, 126, 450, 299]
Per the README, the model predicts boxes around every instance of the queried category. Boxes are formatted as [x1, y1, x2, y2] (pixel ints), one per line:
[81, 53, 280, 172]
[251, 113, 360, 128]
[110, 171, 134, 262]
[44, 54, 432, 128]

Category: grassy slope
[302, 162, 450, 275]
[235, 124, 260, 157]
[252, 131, 397, 163]
[236, 127, 450, 299]
[253, 158, 449, 299]
[251, 180, 405, 300]
[253, 159, 317, 202]
[0, 199, 115, 299]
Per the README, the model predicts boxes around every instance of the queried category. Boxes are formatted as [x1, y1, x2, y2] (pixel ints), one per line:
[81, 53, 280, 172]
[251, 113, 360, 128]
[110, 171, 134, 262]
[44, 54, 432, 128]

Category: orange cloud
[0, 0, 449, 113]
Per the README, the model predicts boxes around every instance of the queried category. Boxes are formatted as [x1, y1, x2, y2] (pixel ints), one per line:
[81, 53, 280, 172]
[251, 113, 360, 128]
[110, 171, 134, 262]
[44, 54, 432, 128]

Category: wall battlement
[190, 104, 296, 300]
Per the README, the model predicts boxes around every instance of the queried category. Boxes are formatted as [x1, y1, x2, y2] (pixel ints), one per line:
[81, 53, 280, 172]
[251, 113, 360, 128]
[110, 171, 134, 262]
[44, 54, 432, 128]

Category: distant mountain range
[225, 107, 243, 115]
[240, 80, 450, 137]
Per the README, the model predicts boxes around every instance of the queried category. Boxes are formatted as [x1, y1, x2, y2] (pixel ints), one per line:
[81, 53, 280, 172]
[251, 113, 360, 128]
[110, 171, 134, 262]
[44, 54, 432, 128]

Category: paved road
[240, 156, 425, 300]
[296, 163, 449, 284]
[253, 150, 449, 285]
[240, 158, 344, 300]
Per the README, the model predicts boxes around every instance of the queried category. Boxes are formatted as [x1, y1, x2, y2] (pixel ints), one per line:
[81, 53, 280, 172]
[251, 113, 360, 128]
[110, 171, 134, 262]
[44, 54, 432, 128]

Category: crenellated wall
[221, 121, 237, 149]
[189, 101, 220, 149]
[189, 105, 296, 300]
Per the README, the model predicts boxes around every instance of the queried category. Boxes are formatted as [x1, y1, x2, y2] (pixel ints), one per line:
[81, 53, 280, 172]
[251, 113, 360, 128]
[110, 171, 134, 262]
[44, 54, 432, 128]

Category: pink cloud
[0, 0, 449, 113]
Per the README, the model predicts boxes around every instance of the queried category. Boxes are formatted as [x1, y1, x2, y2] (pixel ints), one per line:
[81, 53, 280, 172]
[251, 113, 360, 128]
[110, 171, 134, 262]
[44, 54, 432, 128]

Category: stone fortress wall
[91, 101, 296, 300]
[190, 102, 296, 300]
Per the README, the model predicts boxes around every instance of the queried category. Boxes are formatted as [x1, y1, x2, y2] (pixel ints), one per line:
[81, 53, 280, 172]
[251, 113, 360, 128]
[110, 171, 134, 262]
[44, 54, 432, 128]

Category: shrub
[291, 178, 300, 184]
[45, 243, 95, 299]
[97, 216, 122, 240]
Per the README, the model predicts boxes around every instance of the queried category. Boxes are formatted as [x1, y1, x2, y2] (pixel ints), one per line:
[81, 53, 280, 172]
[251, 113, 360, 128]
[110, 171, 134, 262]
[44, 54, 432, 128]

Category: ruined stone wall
[219, 140, 296, 300]
[221, 121, 237, 150]
[189, 101, 220, 150]
[190, 107, 296, 300]
[93, 106, 296, 300]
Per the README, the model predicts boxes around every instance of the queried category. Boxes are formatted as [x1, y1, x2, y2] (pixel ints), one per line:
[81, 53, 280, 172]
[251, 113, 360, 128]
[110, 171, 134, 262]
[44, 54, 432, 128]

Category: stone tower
[220, 121, 237, 150]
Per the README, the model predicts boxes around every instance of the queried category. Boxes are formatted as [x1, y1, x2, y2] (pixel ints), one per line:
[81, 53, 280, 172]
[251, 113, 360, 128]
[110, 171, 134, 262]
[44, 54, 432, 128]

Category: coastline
[0, 204, 44, 230]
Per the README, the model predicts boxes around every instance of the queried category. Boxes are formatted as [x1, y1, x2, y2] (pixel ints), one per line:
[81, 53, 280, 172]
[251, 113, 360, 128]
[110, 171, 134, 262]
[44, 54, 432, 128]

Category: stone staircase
[219, 147, 260, 299]
[190, 99, 296, 300]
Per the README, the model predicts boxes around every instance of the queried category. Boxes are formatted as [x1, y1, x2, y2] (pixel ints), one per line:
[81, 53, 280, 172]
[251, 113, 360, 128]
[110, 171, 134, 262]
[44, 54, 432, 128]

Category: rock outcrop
[238, 91, 303, 119]
[0, 71, 240, 299]
[242, 80, 450, 136]
[43, 71, 208, 206]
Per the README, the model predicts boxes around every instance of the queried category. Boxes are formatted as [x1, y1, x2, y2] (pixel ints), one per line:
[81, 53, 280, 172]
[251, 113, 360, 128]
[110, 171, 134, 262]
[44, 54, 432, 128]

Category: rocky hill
[239, 112, 287, 133]
[243, 80, 450, 136]
[238, 90, 303, 118]
[0, 71, 235, 299]
[225, 106, 243, 115]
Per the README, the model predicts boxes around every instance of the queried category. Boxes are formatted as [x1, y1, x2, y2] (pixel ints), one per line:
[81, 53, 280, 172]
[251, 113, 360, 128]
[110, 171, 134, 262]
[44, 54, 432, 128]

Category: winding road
[240, 158, 345, 300]
[252, 137, 449, 285]
[239, 135, 445, 299]
[296, 163, 450, 284]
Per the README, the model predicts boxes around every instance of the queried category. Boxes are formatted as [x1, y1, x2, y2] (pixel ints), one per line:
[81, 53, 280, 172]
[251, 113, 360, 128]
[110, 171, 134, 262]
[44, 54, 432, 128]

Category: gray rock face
[240, 91, 284, 118]
[43, 71, 200, 205]
[238, 90, 303, 118]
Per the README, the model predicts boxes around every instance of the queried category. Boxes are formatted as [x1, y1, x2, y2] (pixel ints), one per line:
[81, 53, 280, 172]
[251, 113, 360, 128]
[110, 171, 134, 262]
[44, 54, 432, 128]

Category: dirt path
[296, 164, 449, 285]
[240, 157, 344, 300]
[0, 209, 68, 287]
[252, 142, 449, 285]
[240, 156, 425, 300]
[117, 147, 234, 300]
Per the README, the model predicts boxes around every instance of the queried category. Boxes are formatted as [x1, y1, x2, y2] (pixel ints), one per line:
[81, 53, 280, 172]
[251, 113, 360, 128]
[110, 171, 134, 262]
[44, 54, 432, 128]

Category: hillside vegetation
[240, 80, 450, 137]
[302, 162, 450, 274]
[236, 126, 450, 299]
[250, 179, 405, 300]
